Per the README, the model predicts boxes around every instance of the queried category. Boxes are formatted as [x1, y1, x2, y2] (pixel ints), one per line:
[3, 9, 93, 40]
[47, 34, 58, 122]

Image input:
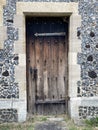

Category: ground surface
[0, 115, 98, 130]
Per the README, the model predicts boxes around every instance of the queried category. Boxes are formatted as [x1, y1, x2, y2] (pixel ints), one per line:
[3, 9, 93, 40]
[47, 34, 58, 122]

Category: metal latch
[66, 96, 70, 101]
[30, 67, 37, 79]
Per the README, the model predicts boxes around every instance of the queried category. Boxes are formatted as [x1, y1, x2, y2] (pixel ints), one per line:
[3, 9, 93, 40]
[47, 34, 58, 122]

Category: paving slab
[34, 120, 68, 130]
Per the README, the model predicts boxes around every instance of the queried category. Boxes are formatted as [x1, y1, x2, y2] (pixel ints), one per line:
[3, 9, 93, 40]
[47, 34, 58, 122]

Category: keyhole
[44, 60, 46, 66]
[60, 59, 62, 63]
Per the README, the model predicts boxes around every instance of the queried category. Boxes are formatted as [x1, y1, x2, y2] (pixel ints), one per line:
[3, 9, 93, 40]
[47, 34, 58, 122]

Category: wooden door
[26, 17, 68, 115]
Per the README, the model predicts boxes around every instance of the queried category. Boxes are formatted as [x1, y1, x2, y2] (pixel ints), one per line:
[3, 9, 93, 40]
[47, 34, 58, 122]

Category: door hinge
[34, 32, 66, 37]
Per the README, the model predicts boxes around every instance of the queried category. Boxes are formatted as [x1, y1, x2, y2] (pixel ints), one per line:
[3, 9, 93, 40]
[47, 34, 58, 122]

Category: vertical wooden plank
[58, 36, 66, 100]
[54, 36, 59, 100]
[64, 37, 68, 114]
[43, 70, 48, 100]
[43, 37, 49, 100]
[47, 37, 52, 100]
[51, 36, 56, 100]
[34, 37, 41, 100]
[28, 37, 36, 114]
[39, 20, 44, 114]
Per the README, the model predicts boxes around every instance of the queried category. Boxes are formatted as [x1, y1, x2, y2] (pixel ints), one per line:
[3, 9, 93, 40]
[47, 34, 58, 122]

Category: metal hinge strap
[34, 32, 66, 37]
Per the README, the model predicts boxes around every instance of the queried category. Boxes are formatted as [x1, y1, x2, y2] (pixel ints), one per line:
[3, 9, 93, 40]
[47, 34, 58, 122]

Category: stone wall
[77, 0, 98, 120]
[77, 0, 98, 97]
[79, 106, 98, 119]
[0, 109, 18, 123]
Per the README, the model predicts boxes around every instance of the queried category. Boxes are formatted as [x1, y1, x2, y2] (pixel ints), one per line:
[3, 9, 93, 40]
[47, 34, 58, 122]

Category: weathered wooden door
[26, 17, 68, 115]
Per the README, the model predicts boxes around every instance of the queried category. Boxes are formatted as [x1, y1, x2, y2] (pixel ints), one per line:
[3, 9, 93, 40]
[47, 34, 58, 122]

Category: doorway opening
[26, 16, 69, 115]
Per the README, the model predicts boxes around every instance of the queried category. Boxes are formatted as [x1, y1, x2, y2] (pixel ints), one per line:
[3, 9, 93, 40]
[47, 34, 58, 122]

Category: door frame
[26, 17, 69, 114]
[14, 2, 81, 120]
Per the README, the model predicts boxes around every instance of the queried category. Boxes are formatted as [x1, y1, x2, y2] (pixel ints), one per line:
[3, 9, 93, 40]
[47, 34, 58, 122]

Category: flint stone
[2, 70, 9, 77]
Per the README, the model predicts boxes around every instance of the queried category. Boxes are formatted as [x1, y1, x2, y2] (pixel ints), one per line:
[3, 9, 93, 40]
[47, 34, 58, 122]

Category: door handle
[30, 67, 37, 79]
